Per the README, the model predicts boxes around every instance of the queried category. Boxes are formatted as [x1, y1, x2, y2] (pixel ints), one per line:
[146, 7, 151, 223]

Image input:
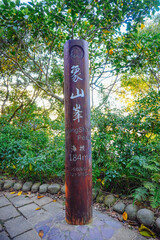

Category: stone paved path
[0, 191, 147, 240]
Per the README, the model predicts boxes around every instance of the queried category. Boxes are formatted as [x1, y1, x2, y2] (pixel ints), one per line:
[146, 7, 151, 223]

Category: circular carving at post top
[70, 45, 84, 59]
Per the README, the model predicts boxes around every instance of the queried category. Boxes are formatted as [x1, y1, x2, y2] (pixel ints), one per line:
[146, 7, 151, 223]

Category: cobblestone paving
[0, 192, 146, 240]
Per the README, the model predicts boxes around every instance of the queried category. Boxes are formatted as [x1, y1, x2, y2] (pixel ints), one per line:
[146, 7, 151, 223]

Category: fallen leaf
[139, 224, 156, 238]
[122, 211, 128, 221]
[10, 192, 15, 194]
[37, 195, 44, 199]
[127, 220, 138, 226]
[53, 200, 57, 202]
[35, 207, 41, 210]
[38, 230, 44, 238]
[17, 191, 22, 196]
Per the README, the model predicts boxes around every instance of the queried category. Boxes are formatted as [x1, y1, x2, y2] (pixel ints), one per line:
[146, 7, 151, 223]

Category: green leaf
[16, 0, 20, 6]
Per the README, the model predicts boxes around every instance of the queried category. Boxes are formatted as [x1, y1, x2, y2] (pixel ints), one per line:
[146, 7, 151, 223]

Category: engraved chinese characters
[64, 40, 92, 225]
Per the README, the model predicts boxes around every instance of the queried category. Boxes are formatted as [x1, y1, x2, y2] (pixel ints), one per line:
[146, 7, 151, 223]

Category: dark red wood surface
[64, 40, 92, 225]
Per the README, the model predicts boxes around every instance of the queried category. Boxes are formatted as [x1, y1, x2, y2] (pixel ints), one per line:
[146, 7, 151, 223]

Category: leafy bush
[0, 90, 159, 207]
[0, 112, 65, 182]
[91, 91, 160, 204]
[133, 182, 160, 208]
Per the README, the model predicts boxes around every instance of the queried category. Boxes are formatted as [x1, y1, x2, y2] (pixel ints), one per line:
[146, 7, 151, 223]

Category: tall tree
[109, 14, 160, 108]
[0, 0, 159, 105]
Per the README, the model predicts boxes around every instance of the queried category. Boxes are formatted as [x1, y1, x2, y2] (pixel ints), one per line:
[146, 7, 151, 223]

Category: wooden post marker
[64, 40, 92, 225]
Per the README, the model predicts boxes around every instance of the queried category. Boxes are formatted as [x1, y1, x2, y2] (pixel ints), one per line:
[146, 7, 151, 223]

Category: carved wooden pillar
[64, 40, 92, 225]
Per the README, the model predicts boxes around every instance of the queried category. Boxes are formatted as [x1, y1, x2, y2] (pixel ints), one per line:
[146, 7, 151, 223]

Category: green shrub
[0, 90, 159, 207]
[0, 115, 65, 181]
[91, 91, 160, 199]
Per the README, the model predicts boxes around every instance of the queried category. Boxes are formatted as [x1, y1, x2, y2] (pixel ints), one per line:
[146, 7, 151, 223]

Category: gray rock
[13, 182, 23, 191]
[61, 185, 65, 194]
[113, 201, 126, 214]
[155, 217, 160, 232]
[48, 184, 61, 194]
[31, 182, 41, 193]
[22, 182, 33, 192]
[137, 208, 154, 227]
[104, 194, 116, 207]
[0, 180, 4, 190]
[96, 193, 104, 203]
[3, 180, 15, 190]
[39, 184, 48, 193]
[92, 188, 99, 200]
[125, 204, 138, 220]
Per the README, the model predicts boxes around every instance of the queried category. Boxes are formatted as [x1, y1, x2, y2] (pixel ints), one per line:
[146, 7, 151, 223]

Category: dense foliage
[92, 90, 160, 207]
[0, 90, 159, 207]
[0, 100, 65, 181]
[0, 0, 160, 208]
[0, 0, 159, 101]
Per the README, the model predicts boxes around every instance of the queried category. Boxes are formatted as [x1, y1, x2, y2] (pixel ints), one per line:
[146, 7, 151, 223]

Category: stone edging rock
[0, 179, 65, 194]
[0, 179, 160, 234]
[93, 191, 160, 234]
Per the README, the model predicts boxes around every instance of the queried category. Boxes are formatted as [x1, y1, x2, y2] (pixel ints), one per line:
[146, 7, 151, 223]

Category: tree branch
[1, 52, 64, 104]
